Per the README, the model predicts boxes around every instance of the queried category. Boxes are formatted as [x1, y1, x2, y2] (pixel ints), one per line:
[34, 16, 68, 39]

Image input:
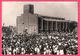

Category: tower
[24, 4, 34, 14]
[17, 4, 38, 34]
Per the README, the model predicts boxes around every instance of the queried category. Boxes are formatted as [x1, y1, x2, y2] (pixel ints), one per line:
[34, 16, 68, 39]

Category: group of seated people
[2, 30, 78, 55]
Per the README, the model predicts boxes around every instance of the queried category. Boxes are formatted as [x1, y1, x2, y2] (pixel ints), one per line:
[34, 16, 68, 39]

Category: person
[13, 48, 16, 55]
[35, 46, 40, 54]
[21, 47, 25, 54]
[7, 46, 12, 54]
[59, 49, 64, 55]
[2, 47, 7, 54]
[43, 47, 46, 54]
[16, 47, 20, 54]
[53, 45, 58, 54]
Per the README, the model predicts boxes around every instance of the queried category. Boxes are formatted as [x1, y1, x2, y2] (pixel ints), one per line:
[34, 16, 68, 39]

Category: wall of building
[17, 15, 24, 34]
[24, 13, 38, 34]
[17, 13, 38, 34]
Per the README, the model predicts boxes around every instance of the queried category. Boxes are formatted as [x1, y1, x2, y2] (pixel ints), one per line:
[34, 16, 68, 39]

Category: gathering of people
[2, 26, 78, 55]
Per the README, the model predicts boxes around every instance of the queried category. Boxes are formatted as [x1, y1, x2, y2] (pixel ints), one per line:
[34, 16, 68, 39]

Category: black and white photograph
[2, 2, 78, 55]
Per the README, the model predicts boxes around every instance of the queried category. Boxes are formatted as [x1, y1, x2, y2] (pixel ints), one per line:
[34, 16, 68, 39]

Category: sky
[2, 2, 78, 26]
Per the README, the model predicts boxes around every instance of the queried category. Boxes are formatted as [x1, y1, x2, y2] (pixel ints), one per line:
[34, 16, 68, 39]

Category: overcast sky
[2, 2, 78, 26]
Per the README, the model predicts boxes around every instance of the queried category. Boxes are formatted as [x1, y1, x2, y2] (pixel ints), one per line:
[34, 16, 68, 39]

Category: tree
[2, 26, 12, 36]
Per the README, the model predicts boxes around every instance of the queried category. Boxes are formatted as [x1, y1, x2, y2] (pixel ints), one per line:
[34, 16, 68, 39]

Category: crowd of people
[2, 26, 78, 55]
